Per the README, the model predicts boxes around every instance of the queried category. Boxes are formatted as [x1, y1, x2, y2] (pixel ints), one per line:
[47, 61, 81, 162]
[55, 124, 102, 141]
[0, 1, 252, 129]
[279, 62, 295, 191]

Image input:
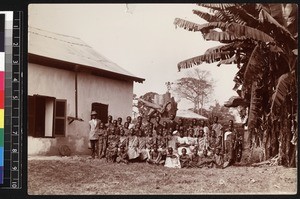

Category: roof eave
[28, 53, 145, 83]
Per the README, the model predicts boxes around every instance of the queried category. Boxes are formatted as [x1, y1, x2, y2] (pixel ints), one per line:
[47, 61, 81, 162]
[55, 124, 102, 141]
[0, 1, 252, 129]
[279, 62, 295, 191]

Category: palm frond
[198, 3, 238, 11]
[243, 45, 267, 86]
[259, 8, 296, 45]
[174, 18, 227, 32]
[204, 44, 234, 55]
[217, 55, 236, 66]
[227, 22, 274, 43]
[224, 96, 248, 107]
[174, 19, 275, 43]
[283, 4, 298, 35]
[192, 10, 219, 22]
[178, 51, 233, 71]
[204, 31, 247, 43]
[270, 72, 293, 112]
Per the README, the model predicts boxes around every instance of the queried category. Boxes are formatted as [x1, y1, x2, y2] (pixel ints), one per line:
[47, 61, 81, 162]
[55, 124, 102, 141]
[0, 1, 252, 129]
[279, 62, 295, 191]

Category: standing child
[89, 111, 101, 159]
[137, 130, 148, 161]
[106, 128, 119, 162]
[145, 129, 156, 158]
[118, 129, 128, 149]
[176, 130, 191, 156]
[187, 129, 198, 153]
[155, 128, 166, 152]
[98, 122, 108, 159]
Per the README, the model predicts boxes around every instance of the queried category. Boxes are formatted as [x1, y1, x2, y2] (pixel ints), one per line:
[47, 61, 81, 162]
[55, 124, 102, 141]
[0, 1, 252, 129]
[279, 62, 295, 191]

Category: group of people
[88, 111, 243, 169]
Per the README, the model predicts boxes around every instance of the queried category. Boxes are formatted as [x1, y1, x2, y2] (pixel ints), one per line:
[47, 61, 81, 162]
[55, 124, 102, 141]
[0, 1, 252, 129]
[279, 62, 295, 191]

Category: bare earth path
[28, 156, 297, 195]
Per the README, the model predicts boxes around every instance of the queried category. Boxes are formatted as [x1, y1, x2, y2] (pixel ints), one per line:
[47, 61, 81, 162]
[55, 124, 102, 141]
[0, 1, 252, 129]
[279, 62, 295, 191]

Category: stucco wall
[28, 63, 133, 155]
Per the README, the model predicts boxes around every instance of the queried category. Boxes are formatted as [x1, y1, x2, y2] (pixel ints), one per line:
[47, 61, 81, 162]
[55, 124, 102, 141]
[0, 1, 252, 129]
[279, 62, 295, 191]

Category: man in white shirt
[89, 111, 101, 159]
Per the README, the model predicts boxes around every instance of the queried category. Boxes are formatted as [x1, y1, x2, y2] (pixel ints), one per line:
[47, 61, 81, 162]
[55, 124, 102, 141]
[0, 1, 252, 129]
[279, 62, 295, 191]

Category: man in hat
[89, 111, 101, 159]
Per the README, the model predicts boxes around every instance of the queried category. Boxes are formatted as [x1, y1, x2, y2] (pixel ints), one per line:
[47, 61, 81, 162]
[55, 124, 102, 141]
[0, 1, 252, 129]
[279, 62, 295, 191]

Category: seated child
[213, 148, 224, 168]
[116, 145, 129, 164]
[188, 148, 201, 168]
[179, 148, 190, 168]
[147, 144, 164, 165]
[198, 149, 214, 168]
[164, 147, 181, 168]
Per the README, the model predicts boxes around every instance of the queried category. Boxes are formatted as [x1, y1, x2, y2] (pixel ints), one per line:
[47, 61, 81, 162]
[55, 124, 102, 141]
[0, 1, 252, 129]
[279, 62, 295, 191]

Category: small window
[54, 100, 66, 136]
[28, 95, 66, 138]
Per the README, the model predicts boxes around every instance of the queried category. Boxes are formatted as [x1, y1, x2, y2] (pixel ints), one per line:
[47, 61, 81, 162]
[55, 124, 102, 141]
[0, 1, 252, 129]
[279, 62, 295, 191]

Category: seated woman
[164, 147, 181, 168]
[176, 130, 191, 156]
[179, 148, 190, 168]
[147, 144, 164, 165]
[187, 129, 198, 153]
[127, 128, 140, 161]
[137, 129, 148, 161]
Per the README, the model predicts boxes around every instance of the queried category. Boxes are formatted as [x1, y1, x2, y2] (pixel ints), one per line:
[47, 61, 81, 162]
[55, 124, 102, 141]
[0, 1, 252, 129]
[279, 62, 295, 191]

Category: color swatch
[0, 13, 5, 184]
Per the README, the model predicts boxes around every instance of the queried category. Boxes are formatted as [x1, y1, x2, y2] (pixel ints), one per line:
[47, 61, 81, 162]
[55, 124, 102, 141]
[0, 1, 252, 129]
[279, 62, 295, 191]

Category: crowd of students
[88, 111, 243, 169]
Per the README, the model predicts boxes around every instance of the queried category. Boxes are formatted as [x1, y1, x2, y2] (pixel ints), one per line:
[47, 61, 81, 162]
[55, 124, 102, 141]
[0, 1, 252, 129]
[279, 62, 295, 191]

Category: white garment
[224, 131, 232, 141]
[164, 154, 181, 168]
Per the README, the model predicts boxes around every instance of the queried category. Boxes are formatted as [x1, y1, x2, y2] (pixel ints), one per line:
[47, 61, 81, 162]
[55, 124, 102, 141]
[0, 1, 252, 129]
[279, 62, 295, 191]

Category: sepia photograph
[27, 3, 297, 195]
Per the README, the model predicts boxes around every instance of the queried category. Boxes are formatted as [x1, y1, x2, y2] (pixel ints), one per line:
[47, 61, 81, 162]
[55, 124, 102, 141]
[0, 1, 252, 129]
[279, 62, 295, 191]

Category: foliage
[174, 3, 298, 166]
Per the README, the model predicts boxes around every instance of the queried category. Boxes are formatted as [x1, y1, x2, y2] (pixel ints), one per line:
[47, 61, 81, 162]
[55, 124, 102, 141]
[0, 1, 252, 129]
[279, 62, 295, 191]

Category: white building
[28, 27, 144, 155]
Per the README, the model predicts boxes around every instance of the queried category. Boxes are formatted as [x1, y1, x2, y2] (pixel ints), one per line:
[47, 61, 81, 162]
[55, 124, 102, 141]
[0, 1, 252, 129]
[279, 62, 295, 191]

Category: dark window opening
[28, 95, 66, 138]
[91, 103, 108, 124]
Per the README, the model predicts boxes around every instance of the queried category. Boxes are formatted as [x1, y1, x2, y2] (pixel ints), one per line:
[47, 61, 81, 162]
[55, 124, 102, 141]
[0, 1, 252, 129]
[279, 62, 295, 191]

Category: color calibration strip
[0, 11, 22, 189]
[0, 14, 5, 184]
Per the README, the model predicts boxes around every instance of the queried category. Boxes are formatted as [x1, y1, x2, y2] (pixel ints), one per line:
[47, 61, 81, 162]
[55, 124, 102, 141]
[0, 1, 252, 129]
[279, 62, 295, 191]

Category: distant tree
[173, 69, 214, 115]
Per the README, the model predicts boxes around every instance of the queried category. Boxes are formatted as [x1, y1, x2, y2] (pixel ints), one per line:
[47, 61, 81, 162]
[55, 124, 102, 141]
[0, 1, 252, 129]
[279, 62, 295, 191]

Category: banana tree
[174, 3, 298, 166]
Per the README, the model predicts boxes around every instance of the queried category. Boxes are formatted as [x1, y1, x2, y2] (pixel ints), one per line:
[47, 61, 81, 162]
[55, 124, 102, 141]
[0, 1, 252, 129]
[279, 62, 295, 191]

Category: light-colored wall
[28, 63, 133, 155]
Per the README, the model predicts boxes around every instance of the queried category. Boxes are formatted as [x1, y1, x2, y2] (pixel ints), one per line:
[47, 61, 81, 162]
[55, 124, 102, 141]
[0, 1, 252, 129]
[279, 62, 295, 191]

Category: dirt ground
[28, 155, 297, 195]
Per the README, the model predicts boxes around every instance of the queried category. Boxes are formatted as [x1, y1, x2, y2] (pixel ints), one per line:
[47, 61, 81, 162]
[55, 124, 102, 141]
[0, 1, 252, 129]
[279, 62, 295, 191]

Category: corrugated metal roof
[28, 27, 144, 82]
[176, 109, 208, 120]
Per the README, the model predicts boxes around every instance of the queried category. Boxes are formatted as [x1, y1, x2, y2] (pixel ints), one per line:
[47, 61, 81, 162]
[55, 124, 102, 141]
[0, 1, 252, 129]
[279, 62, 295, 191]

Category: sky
[28, 4, 239, 110]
